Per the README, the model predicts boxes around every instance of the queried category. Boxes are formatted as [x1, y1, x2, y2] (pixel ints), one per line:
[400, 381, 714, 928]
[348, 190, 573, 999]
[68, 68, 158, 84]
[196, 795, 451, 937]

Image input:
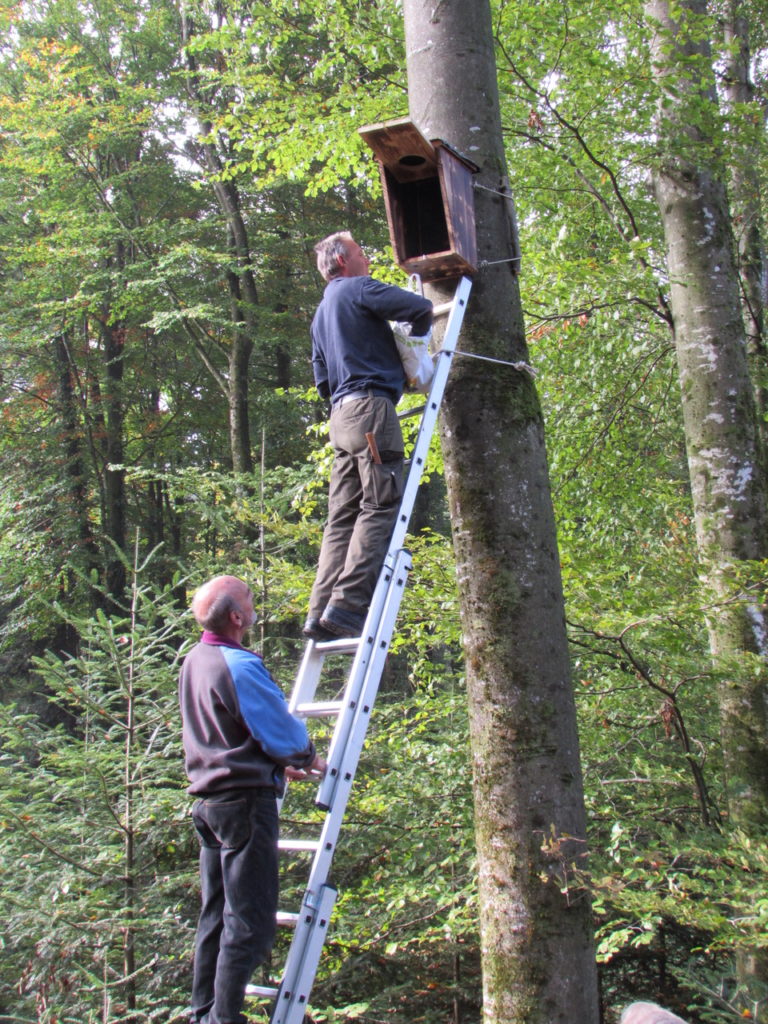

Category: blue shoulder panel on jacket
[220, 647, 312, 765]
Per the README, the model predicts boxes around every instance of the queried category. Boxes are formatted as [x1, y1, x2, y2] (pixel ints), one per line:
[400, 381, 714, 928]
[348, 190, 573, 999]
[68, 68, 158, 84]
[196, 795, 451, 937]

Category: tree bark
[721, 0, 768, 448]
[100, 318, 127, 609]
[646, 0, 768, 831]
[52, 332, 100, 652]
[222, 232, 256, 476]
[403, 3, 599, 1022]
[181, 9, 256, 476]
[646, 0, 768, 1003]
[54, 333, 100, 576]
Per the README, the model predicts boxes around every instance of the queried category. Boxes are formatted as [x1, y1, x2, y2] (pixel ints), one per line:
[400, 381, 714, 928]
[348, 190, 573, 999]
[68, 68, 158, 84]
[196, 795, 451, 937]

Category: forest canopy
[0, 1, 767, 1022]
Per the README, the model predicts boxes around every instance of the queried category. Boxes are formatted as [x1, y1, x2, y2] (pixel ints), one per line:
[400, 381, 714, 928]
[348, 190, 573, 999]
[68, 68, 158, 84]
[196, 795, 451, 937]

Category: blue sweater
[311, 276, 433, 404]
[179, 633, 315, 795]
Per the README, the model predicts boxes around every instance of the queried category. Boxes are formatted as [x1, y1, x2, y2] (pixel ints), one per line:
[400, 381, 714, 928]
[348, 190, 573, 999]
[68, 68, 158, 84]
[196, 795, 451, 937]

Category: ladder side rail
[315, 548, 411, 813]
[437, 275, 473, 355]
[386, 276, 471, 556]
[271, 552, 410, 1024]
[270, 883, 337, 1024]
[271, 277, 472, 1022]
[287, 643, 327, 714]
[386, 379, 445, 555]
[310, 546, 400, 809]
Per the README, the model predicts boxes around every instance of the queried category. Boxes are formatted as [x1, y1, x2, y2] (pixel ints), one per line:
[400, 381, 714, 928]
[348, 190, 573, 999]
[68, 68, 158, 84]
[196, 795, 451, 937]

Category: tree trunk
[100, 320, 127, 609]
[403, 3, 599, 1022]
[54, 333, 100, 576]
[646, 0, 768, 1005]
[223, 245, 255, 476]
[646, 0, 768, 830]
[721, 0, 768, 448]
[181, 11, 255, 476]
[51, 332, 99, 657]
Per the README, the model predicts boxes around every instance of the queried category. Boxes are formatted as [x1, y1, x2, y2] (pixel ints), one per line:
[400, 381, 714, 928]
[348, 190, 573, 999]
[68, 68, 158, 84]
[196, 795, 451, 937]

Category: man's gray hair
[314, 231, 353, 281]
[195, 593, 239, 633]
[190, 575, 249, 633]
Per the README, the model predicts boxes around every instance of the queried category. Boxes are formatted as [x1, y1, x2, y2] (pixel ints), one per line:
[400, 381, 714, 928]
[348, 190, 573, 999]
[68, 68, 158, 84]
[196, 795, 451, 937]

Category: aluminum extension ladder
[248, 275, 472, 1024]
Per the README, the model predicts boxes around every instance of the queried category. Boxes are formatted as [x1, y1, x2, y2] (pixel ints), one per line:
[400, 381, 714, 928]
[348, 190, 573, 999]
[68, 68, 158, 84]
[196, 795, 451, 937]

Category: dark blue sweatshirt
[311, 276, 433, 404]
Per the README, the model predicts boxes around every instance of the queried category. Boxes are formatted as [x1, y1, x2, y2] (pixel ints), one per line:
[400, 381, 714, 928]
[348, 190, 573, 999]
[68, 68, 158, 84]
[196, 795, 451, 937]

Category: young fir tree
[0, 543, 194, 1023]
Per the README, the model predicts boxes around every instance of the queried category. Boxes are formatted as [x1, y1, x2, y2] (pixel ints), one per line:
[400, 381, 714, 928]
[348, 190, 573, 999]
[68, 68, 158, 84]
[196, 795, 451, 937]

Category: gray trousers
[190, 790, 279, 1024]
[309, 394, 404, 620]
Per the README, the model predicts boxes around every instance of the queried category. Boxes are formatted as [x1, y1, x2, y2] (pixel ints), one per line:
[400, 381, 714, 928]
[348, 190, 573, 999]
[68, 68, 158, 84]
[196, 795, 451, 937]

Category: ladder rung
[277, 911, 300, 927]
[278, 839, 321, 852]
[398, 403, 426, 420]
[314, 636, 360, 653]
[246, 984, 279, 998]
[432, 301, 453, 316]
[295, 700, 343, 717]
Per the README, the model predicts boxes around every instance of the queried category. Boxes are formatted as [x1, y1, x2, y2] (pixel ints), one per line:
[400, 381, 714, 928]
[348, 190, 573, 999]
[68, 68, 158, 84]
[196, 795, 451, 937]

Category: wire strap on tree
[474, 181, 514, 200]
[452, 349, 537, 378]
[472, 182, 522, 272]
[478, 256, 523, 269]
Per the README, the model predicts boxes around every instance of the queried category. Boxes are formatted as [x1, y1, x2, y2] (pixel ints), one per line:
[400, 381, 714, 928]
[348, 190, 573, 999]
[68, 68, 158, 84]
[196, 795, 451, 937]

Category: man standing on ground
[179, 574, 326, 1024]
[303, 231, 433, 641]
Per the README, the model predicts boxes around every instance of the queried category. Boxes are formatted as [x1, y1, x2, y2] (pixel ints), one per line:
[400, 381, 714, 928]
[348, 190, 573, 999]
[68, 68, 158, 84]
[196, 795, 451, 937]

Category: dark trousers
[190, 789, 279, 1024]
[309, 395, 404, 620]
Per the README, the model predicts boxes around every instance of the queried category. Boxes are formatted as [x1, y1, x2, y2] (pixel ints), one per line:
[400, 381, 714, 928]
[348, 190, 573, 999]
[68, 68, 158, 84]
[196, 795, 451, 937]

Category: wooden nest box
[359, 118, 479, 282]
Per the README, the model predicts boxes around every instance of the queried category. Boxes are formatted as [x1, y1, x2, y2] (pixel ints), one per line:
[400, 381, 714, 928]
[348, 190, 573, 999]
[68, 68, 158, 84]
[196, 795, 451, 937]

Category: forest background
[0, 1, 767, 1023]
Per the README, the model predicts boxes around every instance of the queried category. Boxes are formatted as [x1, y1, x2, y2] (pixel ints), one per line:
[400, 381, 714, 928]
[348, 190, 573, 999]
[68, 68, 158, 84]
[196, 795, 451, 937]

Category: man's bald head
[191, 575, 254, 636]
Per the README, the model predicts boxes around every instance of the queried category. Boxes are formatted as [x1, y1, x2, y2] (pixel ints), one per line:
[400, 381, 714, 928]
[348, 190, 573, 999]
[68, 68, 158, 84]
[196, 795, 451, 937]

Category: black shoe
[302, 617, 336, 642]
[319, 605, 366, 638]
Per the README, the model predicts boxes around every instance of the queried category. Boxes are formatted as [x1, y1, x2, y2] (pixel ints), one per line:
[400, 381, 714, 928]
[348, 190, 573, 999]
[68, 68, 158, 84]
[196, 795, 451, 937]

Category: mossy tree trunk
[646, 0, 768, 832]
[646, 0, 768, 1004]
[721, 0, 768, 447]
[403, 3, 599, 1022]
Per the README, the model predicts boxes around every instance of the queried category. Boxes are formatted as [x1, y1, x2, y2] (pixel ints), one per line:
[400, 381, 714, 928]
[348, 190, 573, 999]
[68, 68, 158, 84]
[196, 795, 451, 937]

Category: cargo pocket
[367, 450, 404, 510]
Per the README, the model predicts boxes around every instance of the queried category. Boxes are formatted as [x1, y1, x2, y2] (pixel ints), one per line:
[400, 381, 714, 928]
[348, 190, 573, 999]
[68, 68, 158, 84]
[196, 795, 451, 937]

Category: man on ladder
[179, 575, 327, 1024]
[303, 231, 433, 642]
